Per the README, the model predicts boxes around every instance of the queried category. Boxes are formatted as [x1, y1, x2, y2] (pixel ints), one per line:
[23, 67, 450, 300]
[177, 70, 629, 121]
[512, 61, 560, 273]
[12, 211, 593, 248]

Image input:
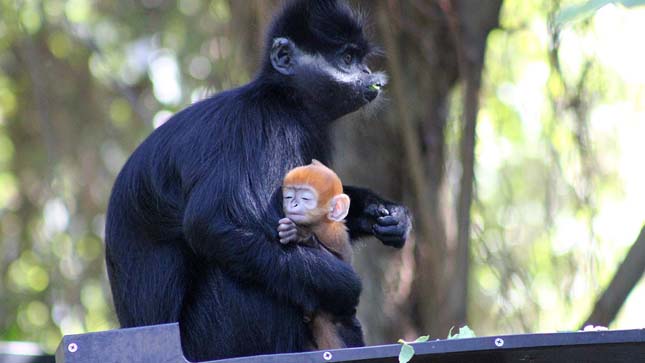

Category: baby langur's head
[282, 160, 350, 226]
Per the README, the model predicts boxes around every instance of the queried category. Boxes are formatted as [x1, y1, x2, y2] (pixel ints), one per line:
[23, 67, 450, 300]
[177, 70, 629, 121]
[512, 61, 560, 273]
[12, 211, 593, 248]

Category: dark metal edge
[55, 324, 645, 363]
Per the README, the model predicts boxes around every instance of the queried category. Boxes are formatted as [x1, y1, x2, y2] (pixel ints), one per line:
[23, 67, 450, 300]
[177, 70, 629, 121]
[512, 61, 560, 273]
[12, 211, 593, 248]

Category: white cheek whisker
[371, 71, 388, 86]
[300, 53, 360, 84]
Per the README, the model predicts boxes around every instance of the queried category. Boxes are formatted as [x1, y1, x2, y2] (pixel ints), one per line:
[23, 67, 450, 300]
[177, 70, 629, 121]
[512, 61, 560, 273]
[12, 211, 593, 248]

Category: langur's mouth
[362, 72, 388, 103]
[286, 213, 307, 221]
[363, 84, 382, 102]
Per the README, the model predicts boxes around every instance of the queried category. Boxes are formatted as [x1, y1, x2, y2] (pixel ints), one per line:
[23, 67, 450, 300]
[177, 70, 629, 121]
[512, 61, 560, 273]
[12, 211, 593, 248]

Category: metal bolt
[323, 351, 333, 360]
[68, 343, 78, 353]
[494, 338, 504, 347]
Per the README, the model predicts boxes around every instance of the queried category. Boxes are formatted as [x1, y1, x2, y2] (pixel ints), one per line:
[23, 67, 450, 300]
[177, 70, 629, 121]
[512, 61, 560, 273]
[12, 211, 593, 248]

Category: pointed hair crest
[265, 0, 370, 55]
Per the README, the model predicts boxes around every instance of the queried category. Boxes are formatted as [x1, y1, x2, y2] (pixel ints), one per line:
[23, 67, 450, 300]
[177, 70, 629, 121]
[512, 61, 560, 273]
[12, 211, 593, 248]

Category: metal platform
[0, 341, 55, 363]
[54, 323, 645, 363]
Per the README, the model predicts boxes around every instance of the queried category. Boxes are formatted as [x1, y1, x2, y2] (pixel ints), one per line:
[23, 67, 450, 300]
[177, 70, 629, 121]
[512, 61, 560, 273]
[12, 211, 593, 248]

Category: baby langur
[277, 160, 352, 350]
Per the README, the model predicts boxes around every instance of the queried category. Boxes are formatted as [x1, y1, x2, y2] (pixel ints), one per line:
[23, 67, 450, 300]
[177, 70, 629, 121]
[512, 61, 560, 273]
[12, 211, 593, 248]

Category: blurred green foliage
[556, 0, 645, 24]
[470, 0, 645, 334]
[0, 0, 247, 352]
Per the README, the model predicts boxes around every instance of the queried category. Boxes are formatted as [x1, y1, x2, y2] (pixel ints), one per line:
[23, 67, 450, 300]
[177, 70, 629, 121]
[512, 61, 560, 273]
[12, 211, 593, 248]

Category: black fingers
[376, 215, 398, 226]
[365, 204, 390, 218]
[372, 204, 410, 248]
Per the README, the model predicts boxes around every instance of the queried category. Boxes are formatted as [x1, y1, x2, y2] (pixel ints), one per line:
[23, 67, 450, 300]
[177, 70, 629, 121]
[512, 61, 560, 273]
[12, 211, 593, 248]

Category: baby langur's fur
[279, 160, 352, 350]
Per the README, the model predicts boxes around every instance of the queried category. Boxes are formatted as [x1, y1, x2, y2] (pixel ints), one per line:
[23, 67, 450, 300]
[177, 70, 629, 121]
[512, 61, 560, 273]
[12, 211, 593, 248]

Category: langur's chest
[264, 123, 327, 164]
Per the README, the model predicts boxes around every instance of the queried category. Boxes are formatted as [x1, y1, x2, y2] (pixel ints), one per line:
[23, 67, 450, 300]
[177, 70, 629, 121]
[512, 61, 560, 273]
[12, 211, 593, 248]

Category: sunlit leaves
[109, 99, 133, 129]
[556, 0, 645, 25]
[178, 0, 202, 16]
[21, 301, 50, 328]
[76, 235, 103, 261]
[0, 133, 14, 165]
[42, 199, 70, 236]
[19, 0, 42, 34]
[94, 20, 122, 48]
[149, 51, 183, 105]
[473, 0, 644, 336]
[209, 0, 231, 22]
[163, 18, 188, 51]
[43, 0, 65, 21]
[0, 75, 17, 120]
[7, 252, 49, 293]
[47, 32, 73, 59]
[0, 0, 227, 354]
[0, 173, 18, 209]
[80, 280, 106, 311]
[65, 0, 93, 24]
[188, 55, 212, 80]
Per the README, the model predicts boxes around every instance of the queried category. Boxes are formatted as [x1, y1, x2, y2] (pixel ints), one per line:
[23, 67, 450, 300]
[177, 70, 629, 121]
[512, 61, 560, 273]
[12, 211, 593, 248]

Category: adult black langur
[105, 0, 412, 360]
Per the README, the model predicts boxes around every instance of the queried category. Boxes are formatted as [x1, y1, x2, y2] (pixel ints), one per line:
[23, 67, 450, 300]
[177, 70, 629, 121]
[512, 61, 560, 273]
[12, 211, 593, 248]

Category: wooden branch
[582, 225, 645, 328]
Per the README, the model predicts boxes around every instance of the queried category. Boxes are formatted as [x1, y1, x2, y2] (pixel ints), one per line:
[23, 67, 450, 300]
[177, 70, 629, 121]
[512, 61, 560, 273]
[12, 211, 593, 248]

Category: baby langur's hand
[278, 218, 300, 244]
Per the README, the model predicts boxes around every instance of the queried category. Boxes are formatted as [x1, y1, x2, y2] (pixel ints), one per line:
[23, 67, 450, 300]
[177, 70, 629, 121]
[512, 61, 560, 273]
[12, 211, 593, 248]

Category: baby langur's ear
[328, 194, 350, 222]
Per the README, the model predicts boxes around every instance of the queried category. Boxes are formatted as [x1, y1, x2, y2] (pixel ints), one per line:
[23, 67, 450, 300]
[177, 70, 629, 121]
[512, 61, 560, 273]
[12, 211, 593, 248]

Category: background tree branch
[583, 225, 645, 327]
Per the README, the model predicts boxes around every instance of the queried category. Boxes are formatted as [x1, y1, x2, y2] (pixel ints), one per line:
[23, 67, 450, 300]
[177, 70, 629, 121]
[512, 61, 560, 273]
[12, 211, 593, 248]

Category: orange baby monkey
[277, 159, 352, 350]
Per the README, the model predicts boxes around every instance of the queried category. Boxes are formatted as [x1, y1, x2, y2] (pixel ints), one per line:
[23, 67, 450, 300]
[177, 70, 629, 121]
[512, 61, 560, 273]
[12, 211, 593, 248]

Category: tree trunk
[441, 0, 503, 331]
[582, 225, 645, 328]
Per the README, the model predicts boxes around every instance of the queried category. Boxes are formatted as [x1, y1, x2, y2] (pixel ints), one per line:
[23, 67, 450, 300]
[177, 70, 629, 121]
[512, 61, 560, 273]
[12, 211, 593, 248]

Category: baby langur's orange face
[282, 160, 351, 227]
[282, 185, 326, 225]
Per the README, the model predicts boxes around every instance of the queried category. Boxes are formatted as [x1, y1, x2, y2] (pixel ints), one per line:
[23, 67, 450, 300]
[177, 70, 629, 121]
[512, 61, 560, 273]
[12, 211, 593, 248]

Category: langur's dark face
[291, 45, 387, 119]
[269, 40, 386, 121]
[266, 0, 386, 121]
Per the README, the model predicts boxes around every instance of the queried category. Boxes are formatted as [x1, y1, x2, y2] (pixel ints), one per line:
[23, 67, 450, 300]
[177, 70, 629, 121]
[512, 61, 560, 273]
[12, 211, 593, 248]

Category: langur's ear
[271, 37, 296, 75]
[328, 194, 350, 222]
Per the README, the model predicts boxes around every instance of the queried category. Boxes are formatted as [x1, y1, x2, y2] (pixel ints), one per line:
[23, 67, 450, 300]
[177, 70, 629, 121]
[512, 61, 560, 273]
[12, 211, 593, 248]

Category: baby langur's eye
[343, 53, 353, 65]
[302, 197, 311, 201]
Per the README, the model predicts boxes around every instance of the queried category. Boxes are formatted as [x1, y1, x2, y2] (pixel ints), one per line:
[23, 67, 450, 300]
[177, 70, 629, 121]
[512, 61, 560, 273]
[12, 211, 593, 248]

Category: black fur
[105, 0, 410, 360]
[263, 0, 370, 59]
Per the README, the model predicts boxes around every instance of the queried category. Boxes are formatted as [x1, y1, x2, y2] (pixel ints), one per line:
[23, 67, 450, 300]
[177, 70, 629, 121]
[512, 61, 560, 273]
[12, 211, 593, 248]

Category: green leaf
[457, 326, 477, 338]
[414, 335, 430, 343]
[447, 325, 477, 339]
[447, 326, 456, 339]
[398, 343, 415, 363]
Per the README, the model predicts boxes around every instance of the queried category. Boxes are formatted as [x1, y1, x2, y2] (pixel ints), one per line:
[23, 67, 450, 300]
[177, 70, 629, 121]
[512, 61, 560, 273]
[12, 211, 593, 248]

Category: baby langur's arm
[277, 218, 312, 245]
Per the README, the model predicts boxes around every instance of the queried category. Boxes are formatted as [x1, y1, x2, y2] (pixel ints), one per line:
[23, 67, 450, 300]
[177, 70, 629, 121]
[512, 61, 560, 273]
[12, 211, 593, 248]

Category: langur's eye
[284, 196, 293, 200]
[343, 53, 353, 65]
[302, 197, 311, 201]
